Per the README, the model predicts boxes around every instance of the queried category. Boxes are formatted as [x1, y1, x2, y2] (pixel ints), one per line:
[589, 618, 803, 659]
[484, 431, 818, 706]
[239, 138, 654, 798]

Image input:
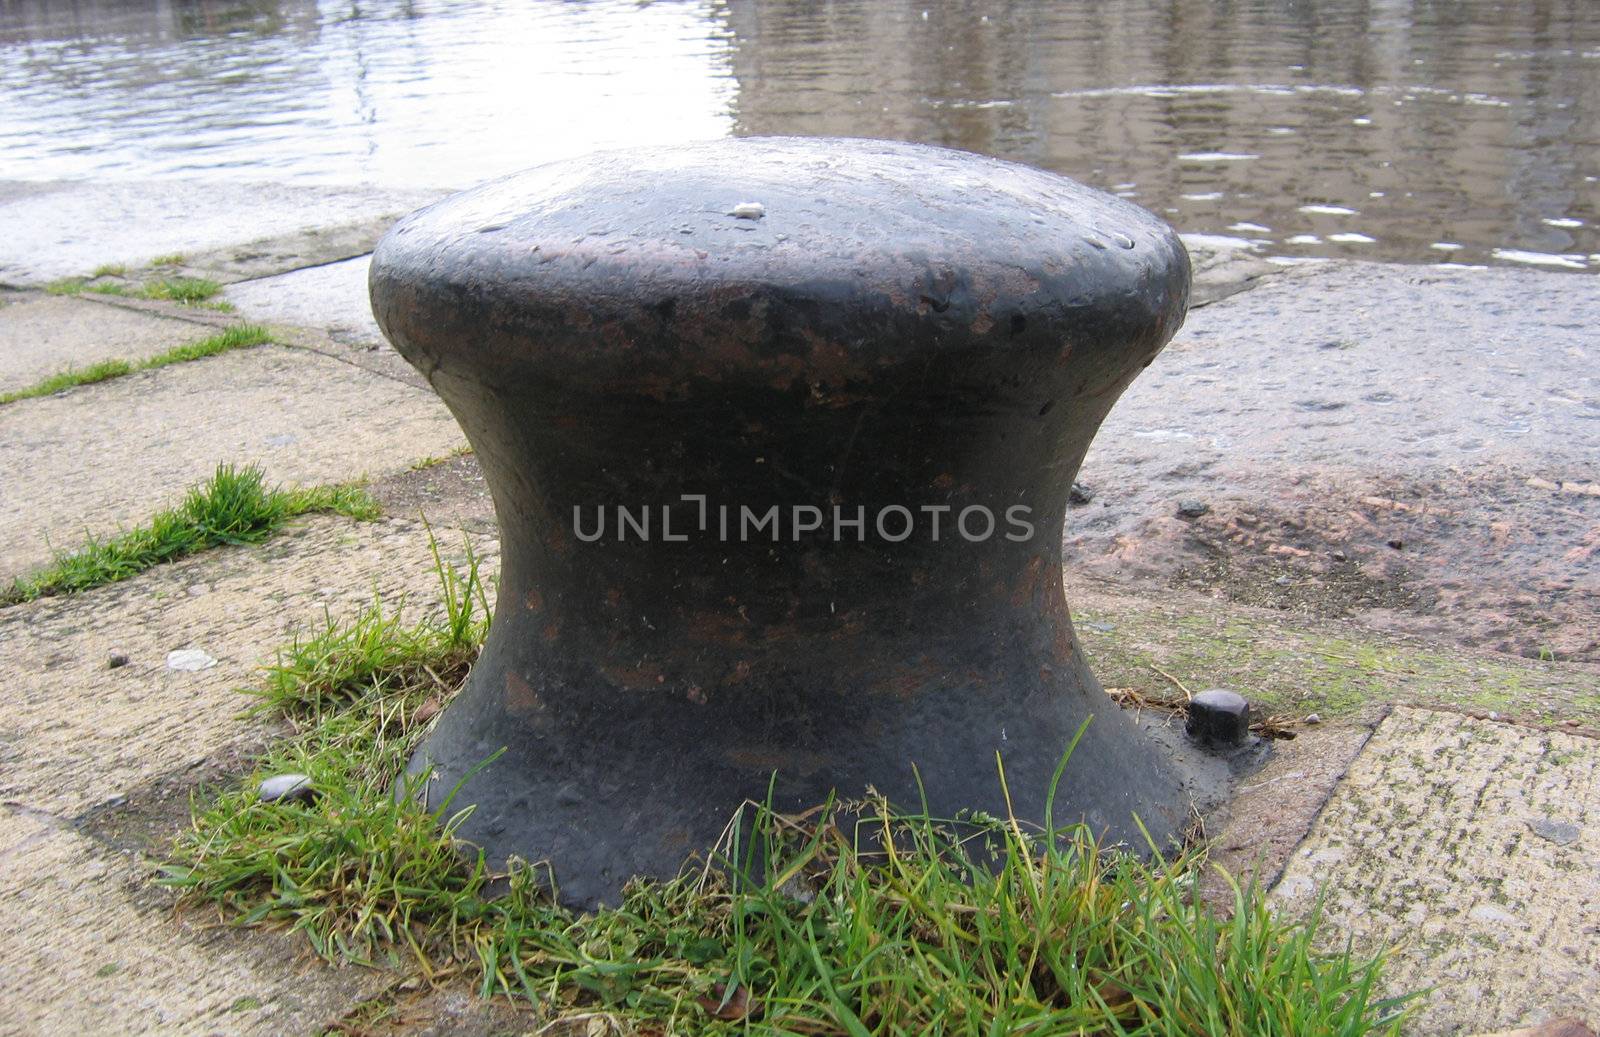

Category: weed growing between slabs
[160, 543, 1415, 1036]
[0, 323, 271, 405]
[47, 273, 224, 304]
[2, 463, 379, 604]
[137, 276, 225, 303]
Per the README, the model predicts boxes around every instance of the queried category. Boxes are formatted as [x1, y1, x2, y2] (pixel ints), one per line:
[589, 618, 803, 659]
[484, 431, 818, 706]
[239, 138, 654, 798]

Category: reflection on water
[0, 0, 736, 184]
[1, 0, 1596, 270]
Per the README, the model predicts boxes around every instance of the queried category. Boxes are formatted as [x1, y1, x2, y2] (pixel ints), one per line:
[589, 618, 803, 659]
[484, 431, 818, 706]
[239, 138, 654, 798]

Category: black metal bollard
[370, 137, 1193, 909]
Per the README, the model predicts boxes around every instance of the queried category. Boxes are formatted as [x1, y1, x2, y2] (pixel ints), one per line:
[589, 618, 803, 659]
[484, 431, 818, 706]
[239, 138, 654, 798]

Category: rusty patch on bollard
[371, 137, 1194, 909]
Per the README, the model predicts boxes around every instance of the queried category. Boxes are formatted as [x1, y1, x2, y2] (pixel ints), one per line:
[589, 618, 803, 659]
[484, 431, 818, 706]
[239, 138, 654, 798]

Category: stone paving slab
[0, 180, 443, 284]
[1086, 259, 1600, 522]
[0, 807, 383, 1036]
[1179, 236, 1289, 306]
[1073, 259, 1600, 660]
[1476, 1023, 1599, 1037]
[0, 344, 466, 580]
[0, 515, 496, 1035]
[1271, 707, 1600, 1035]
[225, 255, 383, 347]
[1200, 720, 1377, 898]
[0, 513, 495, 820]
[0, 293, 219, 396]
[184, 215, 415, 285]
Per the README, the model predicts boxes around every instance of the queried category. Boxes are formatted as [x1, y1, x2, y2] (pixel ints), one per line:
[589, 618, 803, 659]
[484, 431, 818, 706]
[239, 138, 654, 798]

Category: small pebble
[1527, 817, 1581, 847]
[1304, 712, 1322, 725]
[258, 773, 316, 805]
[1069, 482, 1094, 506]
[166, 648, 217, 671]
[1386, 538, 1404, 550]
[731, 201, 766, 220]
[1330, 550, 1347, 562]
[1176, 499, 1210, 519]
[107, 652, 130, 670]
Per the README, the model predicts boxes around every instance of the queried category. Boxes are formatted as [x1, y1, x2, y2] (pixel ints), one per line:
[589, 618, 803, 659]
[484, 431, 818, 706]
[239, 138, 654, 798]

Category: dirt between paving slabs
[1067, 464, 1600, 664]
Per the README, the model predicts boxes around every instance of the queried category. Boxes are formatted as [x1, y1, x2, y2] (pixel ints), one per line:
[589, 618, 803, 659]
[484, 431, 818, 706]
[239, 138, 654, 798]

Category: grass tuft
[2, 463, 379, 604]
[142, 276, 223, 303]
[152, 323, 271, 364]
[0, 324, 270, 405]
[407, 444, 474, 471]
[161, 545, 1416, 1035]
[0, 358, 136, 401]
[39, 270, 221, 304]
[44, 277, 88, 296]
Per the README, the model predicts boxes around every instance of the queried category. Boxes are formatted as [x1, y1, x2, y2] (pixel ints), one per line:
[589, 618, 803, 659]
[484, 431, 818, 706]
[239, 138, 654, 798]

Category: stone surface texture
[225, 255, 385, 346]
[0, 516, 495, 818]
[0, 805, 384, 1036]
[0, 294, 221, 395]
[1199, 719, 1376, 900]
[1179, 235, 1287, 305]
[0, 180, 442, 284]
[1470, 1022, 1598, 1037]
[185, 216, 414, 284]
[0, 516, 495, 1034]
[0, 344, 465, 580]
[1273, 707, 1600, 1035]
[1076, 260, 1600, 660]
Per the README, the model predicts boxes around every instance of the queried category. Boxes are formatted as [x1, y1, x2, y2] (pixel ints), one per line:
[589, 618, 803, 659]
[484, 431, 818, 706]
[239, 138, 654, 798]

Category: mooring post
[371, 137, 1193, 909]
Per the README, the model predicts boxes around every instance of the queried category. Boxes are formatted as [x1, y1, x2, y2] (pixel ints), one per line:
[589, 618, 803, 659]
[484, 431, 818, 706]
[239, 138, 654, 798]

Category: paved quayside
[0, 180, 1594, 1034]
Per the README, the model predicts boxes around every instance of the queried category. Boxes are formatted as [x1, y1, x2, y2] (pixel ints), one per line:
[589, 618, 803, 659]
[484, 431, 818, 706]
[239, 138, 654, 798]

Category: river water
[1, 0, 1595, 270]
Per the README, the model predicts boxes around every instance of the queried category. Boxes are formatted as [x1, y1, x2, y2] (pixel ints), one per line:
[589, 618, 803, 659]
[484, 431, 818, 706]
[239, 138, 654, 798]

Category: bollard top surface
[370, 137, 1190, 379]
